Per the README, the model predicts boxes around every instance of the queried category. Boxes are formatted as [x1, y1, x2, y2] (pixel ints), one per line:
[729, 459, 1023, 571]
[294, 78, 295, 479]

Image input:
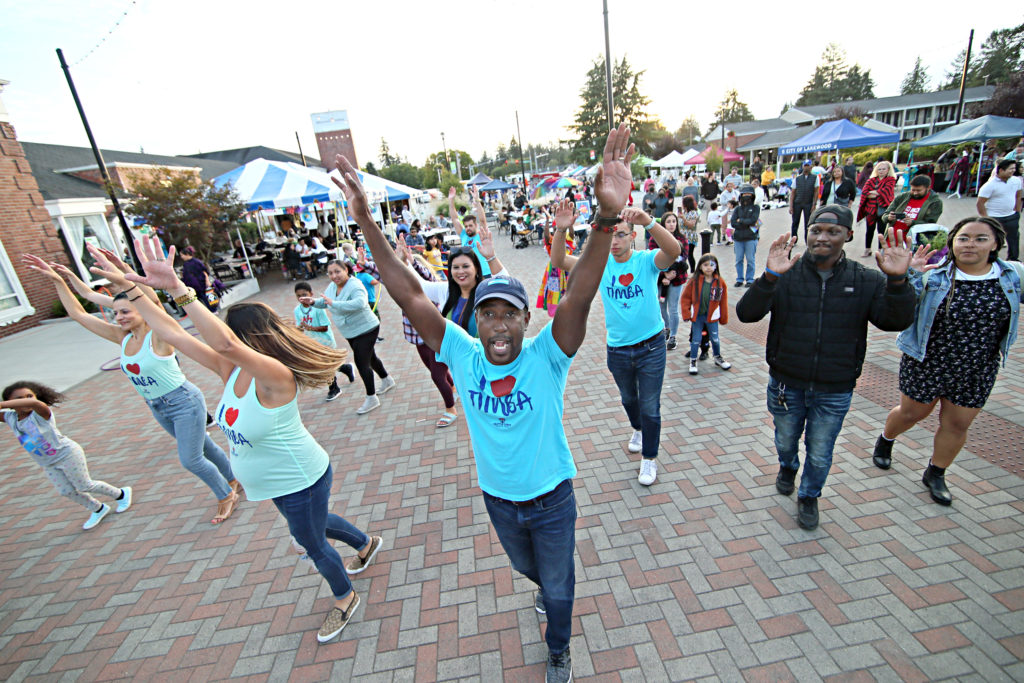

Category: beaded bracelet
[173, 287, 198, 307]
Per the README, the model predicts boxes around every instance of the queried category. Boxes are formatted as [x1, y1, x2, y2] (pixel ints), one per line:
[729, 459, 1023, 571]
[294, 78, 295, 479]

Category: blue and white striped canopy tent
[327, 169, 426, 202]
[212, 159, 340, 210]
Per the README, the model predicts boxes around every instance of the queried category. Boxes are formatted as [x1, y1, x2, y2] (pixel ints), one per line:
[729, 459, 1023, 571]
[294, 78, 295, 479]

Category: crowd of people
[3, 126, 1022, 683]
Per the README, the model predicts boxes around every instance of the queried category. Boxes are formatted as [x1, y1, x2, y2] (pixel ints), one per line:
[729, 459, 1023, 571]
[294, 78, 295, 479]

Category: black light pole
[602, 0, 614, 129]
[57, 48, 142, 272]
[515, 111, 528, 191]
[954, 29, 974, 124]
[441, 132, 450, 171]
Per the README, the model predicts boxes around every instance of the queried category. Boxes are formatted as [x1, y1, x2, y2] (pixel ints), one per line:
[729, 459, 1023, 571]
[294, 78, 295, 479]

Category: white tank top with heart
[120, 330, 186, 400]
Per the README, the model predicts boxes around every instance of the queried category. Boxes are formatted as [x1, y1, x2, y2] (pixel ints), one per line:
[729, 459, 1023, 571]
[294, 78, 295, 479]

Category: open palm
[593, 123, 635, 216]
[332, 154, 371, 218]
[116, 237, 182, 291]
[553, 198, 577, 229]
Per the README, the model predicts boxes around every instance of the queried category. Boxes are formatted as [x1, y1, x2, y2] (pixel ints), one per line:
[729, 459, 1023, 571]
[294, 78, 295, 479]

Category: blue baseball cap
[473, 276, 529, 310]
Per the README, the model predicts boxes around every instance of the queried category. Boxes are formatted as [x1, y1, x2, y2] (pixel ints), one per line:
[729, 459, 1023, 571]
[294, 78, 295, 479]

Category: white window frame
[47, 199, 121, 286]
[0, 238, 36, 326]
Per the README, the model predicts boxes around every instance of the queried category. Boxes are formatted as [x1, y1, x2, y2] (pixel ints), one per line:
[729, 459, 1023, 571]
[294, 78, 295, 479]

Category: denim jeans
[606, 335, 666, 460]
[272, 465, 370, 600]
[765, 376, 853, 498]
[733, 239, 757, 284]
[483, 479, 576, 655]
[147, 382, 234, 500]
[994, 212, 1020, 261]
[659, 284, 684, 337]
[688, 315, 721, 358]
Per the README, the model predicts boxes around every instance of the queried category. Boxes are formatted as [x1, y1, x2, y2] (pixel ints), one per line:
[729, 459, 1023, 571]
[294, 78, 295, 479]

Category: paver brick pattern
[1, 196, 1021, 681]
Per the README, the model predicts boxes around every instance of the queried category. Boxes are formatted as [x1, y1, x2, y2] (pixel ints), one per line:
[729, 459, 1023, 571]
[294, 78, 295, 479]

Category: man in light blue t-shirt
[450, 185, 492, 277]
[551, 206, 680, 486]
[333, 124, 637, 683]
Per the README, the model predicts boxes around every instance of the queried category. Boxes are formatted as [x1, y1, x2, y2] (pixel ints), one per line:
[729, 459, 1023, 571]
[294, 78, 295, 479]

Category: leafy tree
[900, 56, 930, 95]
[425, 149, 474, 178]
[378, 138, 397, 167]
[703, 146, 724, 176]
[824, 105, 869, 125]
[127, 168, 246, 261]
[566, 55, 655, 160]
[674, 115, 702, 147]
[378, 162, 423, 189]
[364, 161, 378, 175]
[796, 43, 874, 105]
[712, 89, 754, 125]
[943, 23, 1024, 90]
[969, 71, 1024, 118]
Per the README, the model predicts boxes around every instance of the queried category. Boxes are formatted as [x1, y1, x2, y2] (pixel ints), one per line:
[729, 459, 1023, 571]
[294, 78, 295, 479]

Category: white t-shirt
[979, 177, 1019, 217]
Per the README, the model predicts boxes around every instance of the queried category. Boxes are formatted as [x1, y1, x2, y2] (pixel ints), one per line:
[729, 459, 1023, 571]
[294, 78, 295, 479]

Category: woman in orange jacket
[680, 254, 732, 375]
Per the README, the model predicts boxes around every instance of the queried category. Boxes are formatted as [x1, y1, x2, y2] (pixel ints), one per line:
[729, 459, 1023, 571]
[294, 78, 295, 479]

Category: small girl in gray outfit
[2, 381, 132, 530]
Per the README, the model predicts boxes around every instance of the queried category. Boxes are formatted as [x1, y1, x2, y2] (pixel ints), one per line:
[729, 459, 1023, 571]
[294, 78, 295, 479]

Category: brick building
[0, 79, 70, 337]
[311, 110, 357, 172]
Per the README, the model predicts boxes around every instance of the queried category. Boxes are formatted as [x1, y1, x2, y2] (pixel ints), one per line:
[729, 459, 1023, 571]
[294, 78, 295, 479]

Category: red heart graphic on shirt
[491, 376, 516, 397]
[125, 363, 141, 375]
[618, 274, 634, 286]
[225, 407, 239, 426]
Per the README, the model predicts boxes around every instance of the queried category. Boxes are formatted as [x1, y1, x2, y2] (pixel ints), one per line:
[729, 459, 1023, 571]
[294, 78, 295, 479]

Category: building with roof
[185, 145, 321, 169]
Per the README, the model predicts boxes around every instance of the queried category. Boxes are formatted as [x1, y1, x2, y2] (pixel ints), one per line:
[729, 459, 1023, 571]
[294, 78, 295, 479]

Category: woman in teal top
[23, 255, 241, 525]
[88, 239, 383, 645]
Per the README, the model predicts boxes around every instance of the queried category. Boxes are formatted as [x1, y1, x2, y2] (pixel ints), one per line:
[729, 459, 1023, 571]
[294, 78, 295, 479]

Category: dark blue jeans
[271, 465, 370, 600]
[483, 480, 576, 655]
[607, 335, 666, 459]
[994, 212, 1020, 261]
[688, 315, 721, 358]
[766, 377, 852, 499]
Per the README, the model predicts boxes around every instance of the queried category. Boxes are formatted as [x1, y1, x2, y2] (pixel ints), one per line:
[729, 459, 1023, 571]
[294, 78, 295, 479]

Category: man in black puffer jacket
[736, 204, 915, 530]
[731, 184, 761, 287]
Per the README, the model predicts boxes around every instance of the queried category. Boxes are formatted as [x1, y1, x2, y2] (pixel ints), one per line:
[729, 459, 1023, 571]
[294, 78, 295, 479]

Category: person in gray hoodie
[731, 184, 761, 286]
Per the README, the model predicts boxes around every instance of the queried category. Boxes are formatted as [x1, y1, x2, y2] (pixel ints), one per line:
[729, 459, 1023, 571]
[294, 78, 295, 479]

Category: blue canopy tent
[213, 158, 342, 211]
[466, 172, 492, 186]
[911, 116, 1024, 195]
[479, 178, 516, 191]
[779, 119, 899, 156]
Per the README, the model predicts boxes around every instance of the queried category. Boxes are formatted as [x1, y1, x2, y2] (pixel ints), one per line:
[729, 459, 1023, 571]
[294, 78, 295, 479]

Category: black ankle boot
[776, 467, 797, 496]
[797, 496, 819, 529]
[922, 464, 952, 506]
[872, 434, 893, 470]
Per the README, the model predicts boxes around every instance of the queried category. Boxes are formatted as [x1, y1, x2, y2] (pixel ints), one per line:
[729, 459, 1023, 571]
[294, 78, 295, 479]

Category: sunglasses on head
[450, 246, 476, 256]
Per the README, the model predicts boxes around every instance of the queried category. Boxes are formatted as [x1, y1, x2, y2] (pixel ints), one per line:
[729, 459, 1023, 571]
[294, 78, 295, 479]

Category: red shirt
[894, 192, 928, 232]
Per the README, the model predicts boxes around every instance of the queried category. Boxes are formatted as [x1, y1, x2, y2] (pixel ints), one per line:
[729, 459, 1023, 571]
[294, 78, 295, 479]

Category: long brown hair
[224, 302, 347, 389]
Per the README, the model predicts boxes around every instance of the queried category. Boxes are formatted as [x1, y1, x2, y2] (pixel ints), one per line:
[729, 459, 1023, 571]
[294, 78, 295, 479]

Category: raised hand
[111, 236, 181, 291]
[448, 186, 457, 200]
[875, 227, 912, 277]
[331, 154, 371, 219]
[395, 235, 411, 264]
[86, 243, 135, 287]
[593, 123, 635, 217]
[553, 198, 577, 230]
[764, 234, 800, 275]
[909, 244, 940, 272]
[477, 219, 495, 260]
[21, 254, 64, 282]
[356, 246, 366, 265]
[620, 207, 652, 226]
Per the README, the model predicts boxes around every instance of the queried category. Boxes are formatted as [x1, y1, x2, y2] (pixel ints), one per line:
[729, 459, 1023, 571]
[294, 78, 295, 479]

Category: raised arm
[334, 156, 447, 352]
[475, 214, 505, 275]
[549, 202, 581, 273]
[621, 208, 680, 269]
[52, 263, 116, 308]
[551, 123, 635, 356]
[22, 254, 123, 344]
[0, 397, 52, 420]
[448, 186, 465, 234]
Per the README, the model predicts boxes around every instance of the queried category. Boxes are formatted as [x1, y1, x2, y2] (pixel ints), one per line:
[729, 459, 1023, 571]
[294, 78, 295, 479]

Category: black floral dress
[899, 277, 1011, 408]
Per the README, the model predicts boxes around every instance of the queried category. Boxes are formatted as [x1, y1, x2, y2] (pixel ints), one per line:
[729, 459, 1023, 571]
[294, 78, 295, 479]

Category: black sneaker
[922, 465, 952, 506]
[684, 350, 692, 358]
[698, 348, 709, 361]
[205, 413, 216, 430]
[667, 336, 677, 350]
[326, 384, 342, 402]
[872, 434, 893, 469]
[546, 648, 572, 683]
[535, 589, 546, 614]
[340, 363, 355, 383]
[797, 496, 819, 529]
[776, 467, 797, 495]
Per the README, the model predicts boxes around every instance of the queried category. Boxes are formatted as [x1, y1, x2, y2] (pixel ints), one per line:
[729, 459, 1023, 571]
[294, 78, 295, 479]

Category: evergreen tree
[378, 138, 396, 167]
[566, 55, 655, 160]
[796, 43, 873, 105]
[674, 115, 702, 147]
[900, 57, 930, 95]
[943, 23, 1024, 90]
[842, 65, 875, 101]
[707, 89, 754, 136]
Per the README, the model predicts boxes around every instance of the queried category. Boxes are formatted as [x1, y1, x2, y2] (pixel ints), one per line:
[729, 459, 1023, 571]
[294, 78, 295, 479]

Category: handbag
[205, 287, 220, 309]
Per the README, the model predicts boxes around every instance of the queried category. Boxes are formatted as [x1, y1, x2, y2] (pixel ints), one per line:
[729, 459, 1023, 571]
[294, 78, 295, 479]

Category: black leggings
[346, 327, 388, 395]
[416, 343, 455, 409]
[865, 217, 883, 248]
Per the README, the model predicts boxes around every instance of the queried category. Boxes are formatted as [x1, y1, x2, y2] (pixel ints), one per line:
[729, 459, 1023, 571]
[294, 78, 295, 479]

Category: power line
[72, 0, 138, 67]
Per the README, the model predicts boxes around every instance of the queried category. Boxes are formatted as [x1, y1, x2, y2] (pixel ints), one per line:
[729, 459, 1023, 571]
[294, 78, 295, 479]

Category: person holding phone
[881, 175, 944, 236]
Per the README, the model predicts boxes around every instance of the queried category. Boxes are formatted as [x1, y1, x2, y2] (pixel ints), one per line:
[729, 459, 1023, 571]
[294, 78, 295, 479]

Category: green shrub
[50, 293, 98, 318]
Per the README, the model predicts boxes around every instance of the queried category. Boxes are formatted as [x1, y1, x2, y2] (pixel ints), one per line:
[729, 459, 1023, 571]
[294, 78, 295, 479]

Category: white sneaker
[689, 359, 699, 375]
[714, 356, 732, 370]
[357, 395, 381, 414]
[378, 376, 397, 394]
[638, 459, 658, 486]
[627, 430, 642, 453]
[83, 503, 110, 530]
[115, 487, 132, 513]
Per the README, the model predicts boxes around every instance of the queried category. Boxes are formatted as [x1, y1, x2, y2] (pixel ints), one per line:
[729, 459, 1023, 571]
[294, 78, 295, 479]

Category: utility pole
[295, 131, 307, 166]
[603, 0, 614, 129]
[954, 29, 974, 124]
[441, 132, 450, 172]
[515, 111, 528, 192]
[56, 48, 142, 272]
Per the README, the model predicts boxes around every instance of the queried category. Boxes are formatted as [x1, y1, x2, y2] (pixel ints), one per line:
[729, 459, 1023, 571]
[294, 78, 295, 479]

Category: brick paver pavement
[1, 195, 1021, 681]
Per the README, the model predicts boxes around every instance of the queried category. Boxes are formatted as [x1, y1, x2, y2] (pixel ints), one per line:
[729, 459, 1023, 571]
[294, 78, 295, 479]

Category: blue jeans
[765, 377, 852, 498]
[483, 479, 576, 655]
[659, 284, 683, 337]
[688, 316, 721, 358]
[272, 465, 370, 600]
[733, 239, 757, 284]
[994, 212, 1020, 261]
[147, 382, 234, 500]
[606, 335, 666, 459]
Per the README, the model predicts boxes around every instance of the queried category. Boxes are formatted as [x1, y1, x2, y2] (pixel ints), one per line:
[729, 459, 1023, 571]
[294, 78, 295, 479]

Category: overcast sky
[1, 1, 1012, 167]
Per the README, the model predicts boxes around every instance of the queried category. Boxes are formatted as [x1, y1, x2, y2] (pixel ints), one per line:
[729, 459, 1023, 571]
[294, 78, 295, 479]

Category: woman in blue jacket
[872, 217, 1022, 505]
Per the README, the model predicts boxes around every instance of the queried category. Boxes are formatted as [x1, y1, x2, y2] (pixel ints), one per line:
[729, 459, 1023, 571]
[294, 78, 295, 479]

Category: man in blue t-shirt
[449, 185, 492, 277]
[332, 124, 637, 683]
[551, 206, 680, 486]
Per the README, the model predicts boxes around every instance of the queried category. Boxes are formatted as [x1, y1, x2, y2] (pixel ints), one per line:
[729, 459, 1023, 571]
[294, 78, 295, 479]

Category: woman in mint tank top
[23, 256, 242, 525]
[89, 240, 384, 645]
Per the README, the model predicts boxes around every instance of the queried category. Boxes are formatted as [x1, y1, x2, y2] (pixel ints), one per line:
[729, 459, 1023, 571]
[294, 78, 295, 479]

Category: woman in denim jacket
[872, 217, 1022, 505]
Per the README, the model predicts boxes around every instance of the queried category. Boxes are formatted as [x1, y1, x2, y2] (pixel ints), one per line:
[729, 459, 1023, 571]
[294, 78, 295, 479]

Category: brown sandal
[211, 490, 239, 524]
[230, 479, 245, 501]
